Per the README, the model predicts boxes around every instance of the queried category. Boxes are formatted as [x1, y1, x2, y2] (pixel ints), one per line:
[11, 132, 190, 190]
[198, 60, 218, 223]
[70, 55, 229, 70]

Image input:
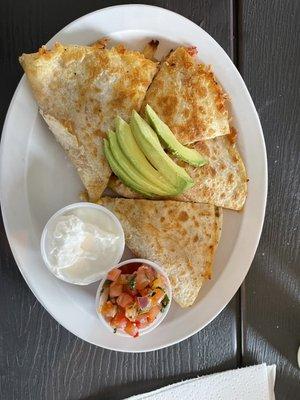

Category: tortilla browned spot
[19, 43, 157, 200]
[98, 197, 222, 307]
[109, 134, 248, 210]
[142, 47, 230, 143]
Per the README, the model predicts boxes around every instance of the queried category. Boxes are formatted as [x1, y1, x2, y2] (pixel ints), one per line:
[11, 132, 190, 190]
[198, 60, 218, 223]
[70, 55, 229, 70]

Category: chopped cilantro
[161, 294, 170, 311]
[100, 279, 111, 294]
[128, 276, 136, 290]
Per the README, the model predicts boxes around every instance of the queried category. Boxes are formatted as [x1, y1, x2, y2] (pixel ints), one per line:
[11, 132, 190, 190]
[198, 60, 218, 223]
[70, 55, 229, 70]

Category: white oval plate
[0, 5, 267, 352]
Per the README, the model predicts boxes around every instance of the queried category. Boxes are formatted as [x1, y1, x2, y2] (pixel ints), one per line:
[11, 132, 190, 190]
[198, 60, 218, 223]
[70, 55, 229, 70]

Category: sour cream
[41, 203, 125, 285]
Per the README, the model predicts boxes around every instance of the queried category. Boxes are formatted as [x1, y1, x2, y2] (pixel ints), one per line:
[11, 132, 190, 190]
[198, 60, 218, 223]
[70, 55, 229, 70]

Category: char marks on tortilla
[109, 130, 248, 210]
[19, 43, 157, 200]
[98, 197, 222, 307]
[142, 46, 230, 144]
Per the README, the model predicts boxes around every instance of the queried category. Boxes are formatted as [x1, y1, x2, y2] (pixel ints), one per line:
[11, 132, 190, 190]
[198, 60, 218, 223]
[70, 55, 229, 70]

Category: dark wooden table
[0, 1, 299, 399]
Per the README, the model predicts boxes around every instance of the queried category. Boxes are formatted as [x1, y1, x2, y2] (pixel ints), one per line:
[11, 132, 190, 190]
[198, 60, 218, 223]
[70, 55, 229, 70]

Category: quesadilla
[19, 43, 157, 200]
[98, 197, 222, 307]
[108, 130, 248, 210]
[142, 46, 230, 144]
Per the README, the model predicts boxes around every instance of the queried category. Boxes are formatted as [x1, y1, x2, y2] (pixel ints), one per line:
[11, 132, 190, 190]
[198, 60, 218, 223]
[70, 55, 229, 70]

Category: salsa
[99, 263, 170, 337]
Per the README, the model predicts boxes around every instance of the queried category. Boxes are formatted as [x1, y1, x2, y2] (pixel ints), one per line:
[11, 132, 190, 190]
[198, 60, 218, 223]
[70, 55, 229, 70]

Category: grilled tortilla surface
[19, 43, 157, 200]
[109, 130, 248, 211]
[142, 46, 230, 144]
[98, 197, 222, 307]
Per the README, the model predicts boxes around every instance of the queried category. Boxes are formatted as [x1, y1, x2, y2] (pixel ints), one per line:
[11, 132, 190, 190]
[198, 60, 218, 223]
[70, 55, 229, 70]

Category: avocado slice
[145, 105, 207, 167]
[115, 117, 183, 196]
[103, 139, 154, 197]
[107, 130, 181, 197]
[130, 111, 194, 190]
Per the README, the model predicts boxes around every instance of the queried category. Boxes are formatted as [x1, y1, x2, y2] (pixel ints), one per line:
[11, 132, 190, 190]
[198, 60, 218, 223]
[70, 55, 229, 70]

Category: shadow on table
[76, 359, 235, 400]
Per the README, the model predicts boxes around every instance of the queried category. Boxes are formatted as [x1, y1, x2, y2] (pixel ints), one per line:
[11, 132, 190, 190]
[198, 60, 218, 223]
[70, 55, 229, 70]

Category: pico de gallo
[99, 263, 170, 337]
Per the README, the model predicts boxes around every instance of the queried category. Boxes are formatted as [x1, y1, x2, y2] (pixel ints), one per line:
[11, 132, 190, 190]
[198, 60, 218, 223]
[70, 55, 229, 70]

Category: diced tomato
[125, 303, 138, 321]
[151, 288, 165, 305]
[111, 310, 127, 330]
[117, 274, 129, 285]
[124, 286, 138, 297]
[117, 293, 133, 308]
[139, 287, 151, 297]
[135, 313, 150, 329]
[107, 268, 121, 282]
[104, 263, 165, 338]
[124, 321, 139, 337]
[136, 268, 151, 291]
[147, 305, 161, 323]
[101, 301, 117, 319]
[109, 282, 123, 297]
[139, 264, 156, 281]
[120, 263, 141, 274]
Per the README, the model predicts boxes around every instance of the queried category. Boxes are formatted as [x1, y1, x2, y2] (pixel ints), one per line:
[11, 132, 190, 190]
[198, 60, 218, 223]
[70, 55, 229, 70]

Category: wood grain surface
[0, 1, 299, 399]
[239, 0, 300, 398]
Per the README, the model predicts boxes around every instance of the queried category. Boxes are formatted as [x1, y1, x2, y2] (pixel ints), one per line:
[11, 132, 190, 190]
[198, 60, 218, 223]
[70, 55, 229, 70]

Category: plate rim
[0, 4, 268, 352]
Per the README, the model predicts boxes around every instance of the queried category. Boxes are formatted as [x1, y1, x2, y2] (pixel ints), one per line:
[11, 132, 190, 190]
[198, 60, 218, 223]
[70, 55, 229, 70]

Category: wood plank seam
[230, 0, 244, 368]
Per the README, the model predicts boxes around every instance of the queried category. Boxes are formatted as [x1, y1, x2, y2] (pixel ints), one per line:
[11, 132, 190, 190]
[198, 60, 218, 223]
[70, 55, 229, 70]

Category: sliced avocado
[115, 117, 182, 196]
[130, 111, 194, 190]
[107, 130, 181, 197]
[103, 139, 154, 197]
[145, 104, 207, 167]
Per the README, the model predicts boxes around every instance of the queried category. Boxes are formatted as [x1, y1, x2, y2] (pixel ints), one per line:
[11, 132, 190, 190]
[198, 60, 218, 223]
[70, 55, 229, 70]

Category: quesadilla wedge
[108, 130, 248, 210]
[142, 46, 230, 144]
[98, 197, 222, 307]
[19, 43, 157, 200]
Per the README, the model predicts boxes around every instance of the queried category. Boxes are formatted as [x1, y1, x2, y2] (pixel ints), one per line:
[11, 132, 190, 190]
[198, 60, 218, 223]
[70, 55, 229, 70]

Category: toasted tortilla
[108, 131, 248, 210]
[19, 43, 157, 200]
[98, 197, 222, 307]
[142, 46, 230, 144]
[142, 40, 159, 61]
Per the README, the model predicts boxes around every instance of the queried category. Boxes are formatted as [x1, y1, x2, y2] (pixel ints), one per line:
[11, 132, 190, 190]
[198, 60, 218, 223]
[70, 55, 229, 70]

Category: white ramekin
[41, 202, 125, 285]
[95, 258, 172, 337]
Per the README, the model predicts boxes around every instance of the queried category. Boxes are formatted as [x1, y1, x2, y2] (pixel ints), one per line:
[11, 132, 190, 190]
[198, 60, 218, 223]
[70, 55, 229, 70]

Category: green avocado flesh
[103, 139, 154, 197]
[130, 111, 194, 190]
[145, 104, 207, 167]
[115, 117, 182, 196]
[107, 131, 181, 197]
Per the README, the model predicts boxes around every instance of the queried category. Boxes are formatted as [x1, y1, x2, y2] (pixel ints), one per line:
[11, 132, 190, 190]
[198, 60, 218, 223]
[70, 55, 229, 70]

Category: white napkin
[126, 364, 276, 400]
